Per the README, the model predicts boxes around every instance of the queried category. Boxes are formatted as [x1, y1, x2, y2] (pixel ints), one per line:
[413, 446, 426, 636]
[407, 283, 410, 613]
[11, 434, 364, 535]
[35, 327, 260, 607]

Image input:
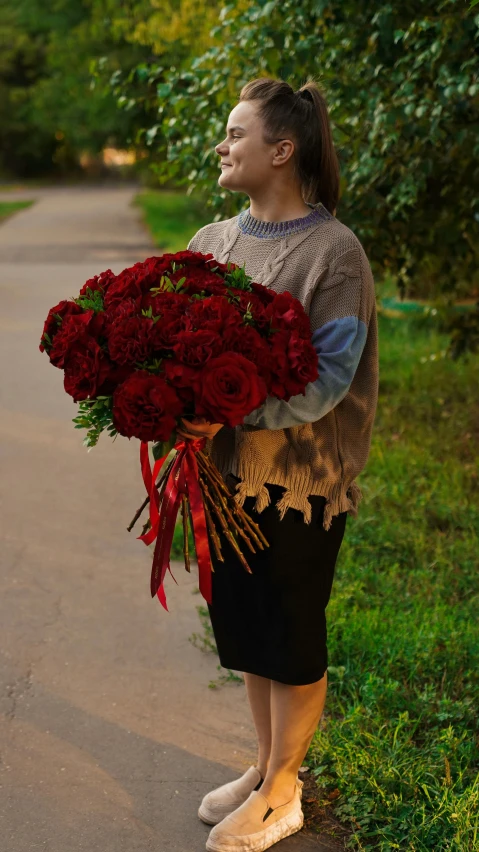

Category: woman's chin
[218, 173, 242, 193]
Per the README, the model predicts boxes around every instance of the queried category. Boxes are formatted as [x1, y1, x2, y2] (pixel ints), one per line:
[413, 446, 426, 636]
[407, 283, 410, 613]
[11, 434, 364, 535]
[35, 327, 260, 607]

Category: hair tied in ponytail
[296, 88, 313, 104]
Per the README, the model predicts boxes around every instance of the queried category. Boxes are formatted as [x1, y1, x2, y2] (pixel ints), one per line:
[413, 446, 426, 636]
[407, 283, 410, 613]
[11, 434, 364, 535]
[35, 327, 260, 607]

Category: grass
[0, 200, 34, 222]
[306, 314, 479, 851]
[134, 189, 212, 252]
[139, 192, 479, 849]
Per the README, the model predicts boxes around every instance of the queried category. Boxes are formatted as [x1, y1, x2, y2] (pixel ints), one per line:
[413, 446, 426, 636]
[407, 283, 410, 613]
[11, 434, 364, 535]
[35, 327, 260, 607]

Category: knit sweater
[187, 202, 379, 530]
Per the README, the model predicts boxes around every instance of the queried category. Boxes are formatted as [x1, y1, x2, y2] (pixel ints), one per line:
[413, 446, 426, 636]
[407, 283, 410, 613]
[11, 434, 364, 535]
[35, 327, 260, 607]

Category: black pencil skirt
[206, 481, 348, 686]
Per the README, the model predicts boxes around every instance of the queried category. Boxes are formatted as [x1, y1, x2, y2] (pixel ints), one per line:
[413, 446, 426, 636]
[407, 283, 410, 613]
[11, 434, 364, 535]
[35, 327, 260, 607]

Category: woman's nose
[215, 140, 228, 155]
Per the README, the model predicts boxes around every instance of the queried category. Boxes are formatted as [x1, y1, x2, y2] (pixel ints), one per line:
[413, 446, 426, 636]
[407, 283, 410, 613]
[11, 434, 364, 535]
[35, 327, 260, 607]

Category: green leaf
[258, 0, 277, 17]
[74, 286, 104, 314]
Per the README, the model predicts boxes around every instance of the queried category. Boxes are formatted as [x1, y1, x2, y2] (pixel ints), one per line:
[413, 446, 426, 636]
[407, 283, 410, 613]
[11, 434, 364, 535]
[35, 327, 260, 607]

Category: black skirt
[207, 481, 348, 686]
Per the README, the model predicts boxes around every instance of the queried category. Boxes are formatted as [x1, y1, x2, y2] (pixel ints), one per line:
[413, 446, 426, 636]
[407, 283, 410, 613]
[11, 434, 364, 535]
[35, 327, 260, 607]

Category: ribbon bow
[137, 438, 213, 611]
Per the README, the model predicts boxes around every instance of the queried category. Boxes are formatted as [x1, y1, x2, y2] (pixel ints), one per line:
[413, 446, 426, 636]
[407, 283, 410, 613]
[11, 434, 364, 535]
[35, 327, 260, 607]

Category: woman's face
[215, 100, 294, 195]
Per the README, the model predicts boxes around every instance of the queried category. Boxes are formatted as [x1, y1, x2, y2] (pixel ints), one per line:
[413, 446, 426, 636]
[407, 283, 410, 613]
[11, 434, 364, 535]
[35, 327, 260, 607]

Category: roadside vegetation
[134, 190, 212, 253]
[0, 200, 34, 222]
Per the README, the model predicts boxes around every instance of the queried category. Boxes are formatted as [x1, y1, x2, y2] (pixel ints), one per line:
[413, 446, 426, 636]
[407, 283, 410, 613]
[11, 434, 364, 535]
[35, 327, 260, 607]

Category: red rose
[103, 269, 143, 310]
[104, 257, 169, 310]
[103, 297, 143, 335]
[112, 371, 183, 442]
[173, 329, 222, 366]
[164, 250, 230, 272]
[158, 250, 207, 266]
[187, 295, 238, 333]
[63, 338, 113, 402]
[39, 299, 84, 352]
[194, 352, 267, 427]
[287, 331, 318, 385]
[151, 313, 191, 349]
[222, 325, 273, 384]
[140, 255, 172, 274]
[180, 269, 228, 297]
[266, 292, 312, 338]
[250, 281, 275, 306]
[97, 362, 133, 397]
[270, 330, 318, 399]
[229, 290, 270, 329]
[107, 315, 155, 365]
[163, 359, 199, 407]
[186, 280, 227, 297]
[141, 290, 189, 316]
[79, 268, 117, 297]
[49, 310, 105, 368]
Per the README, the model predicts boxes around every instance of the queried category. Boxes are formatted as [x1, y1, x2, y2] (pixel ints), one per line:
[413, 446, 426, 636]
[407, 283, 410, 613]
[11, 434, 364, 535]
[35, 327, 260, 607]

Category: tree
[0, 0, 58, 175]
[113, 0, 479, 310]
[95, 0, 229, 178]
[0, 0, 151, 177]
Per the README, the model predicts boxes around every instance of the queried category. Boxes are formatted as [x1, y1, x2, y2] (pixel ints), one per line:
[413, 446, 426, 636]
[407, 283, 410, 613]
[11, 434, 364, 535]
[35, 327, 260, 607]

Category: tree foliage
[0, 0, 150, 176]
[114, 0, 479, 307]
[95, 0, 228, 174]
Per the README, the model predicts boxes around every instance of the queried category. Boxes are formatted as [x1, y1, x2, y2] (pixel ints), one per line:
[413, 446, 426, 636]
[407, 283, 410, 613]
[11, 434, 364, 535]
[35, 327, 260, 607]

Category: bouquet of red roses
[39, 251, 318, 610]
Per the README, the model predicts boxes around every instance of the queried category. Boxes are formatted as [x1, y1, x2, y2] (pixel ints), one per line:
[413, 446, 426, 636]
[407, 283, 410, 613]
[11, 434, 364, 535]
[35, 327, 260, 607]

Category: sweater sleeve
[242, 240, 375, 430]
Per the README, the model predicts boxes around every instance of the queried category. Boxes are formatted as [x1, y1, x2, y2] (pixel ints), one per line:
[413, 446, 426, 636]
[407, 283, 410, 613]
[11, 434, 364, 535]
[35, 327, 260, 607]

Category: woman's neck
[248, 194, 312, 223]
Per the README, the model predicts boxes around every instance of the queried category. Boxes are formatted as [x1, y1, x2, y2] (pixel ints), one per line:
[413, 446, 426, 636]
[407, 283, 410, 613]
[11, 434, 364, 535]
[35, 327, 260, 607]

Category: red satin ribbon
[137, 438, 213, 611]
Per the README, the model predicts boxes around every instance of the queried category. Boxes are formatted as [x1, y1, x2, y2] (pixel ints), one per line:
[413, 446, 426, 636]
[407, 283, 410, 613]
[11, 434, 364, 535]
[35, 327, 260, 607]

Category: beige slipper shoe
[205, 779, 304, 851]
[198, 766, 265, 825]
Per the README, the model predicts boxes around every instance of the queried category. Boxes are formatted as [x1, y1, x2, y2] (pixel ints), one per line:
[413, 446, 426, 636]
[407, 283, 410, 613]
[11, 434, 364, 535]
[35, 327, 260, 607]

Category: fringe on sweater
[236, 475, 363, 531]
[215, 449, 364, 531]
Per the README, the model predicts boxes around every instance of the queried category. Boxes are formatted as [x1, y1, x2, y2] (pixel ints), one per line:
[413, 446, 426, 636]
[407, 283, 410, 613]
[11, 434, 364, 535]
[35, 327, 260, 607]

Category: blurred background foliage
[0, 0, 151, 175]
[1, 0, 478, 343]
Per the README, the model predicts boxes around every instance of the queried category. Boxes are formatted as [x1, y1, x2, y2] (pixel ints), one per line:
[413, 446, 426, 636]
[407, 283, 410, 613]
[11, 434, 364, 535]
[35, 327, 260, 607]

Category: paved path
[0, 186, 341, 851]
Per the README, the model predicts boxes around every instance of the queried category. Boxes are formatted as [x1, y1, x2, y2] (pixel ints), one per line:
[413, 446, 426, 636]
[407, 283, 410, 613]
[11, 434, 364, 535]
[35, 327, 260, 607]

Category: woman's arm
[243, 240, 376, 430]
[242, 315, 367, 429]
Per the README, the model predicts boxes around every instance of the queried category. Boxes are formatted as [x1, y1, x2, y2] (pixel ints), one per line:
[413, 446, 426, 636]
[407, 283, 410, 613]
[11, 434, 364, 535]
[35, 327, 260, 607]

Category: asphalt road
[0, 186, 342, 852]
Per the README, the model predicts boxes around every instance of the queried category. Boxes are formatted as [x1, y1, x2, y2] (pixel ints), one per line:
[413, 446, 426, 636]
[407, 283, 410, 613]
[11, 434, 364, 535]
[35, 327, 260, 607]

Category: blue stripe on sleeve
[242, 316, 368, 430]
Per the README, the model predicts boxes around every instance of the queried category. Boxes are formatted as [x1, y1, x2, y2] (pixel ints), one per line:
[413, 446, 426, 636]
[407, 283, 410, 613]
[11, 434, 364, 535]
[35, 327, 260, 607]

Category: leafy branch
[150, 274, 187, 294]
[223, 262, 253, 291]
[141, 305, 161, 323]
[72, 395, 117, 448]
[40, 331, 53, 352]
[242, 303, 255, 325]
[133, 357, 163, 373]
[73, 287, 104, 313]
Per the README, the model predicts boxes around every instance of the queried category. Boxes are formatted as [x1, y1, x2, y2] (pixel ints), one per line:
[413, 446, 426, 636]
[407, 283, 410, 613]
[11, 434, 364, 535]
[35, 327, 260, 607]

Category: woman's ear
[273, 139, 295, 166]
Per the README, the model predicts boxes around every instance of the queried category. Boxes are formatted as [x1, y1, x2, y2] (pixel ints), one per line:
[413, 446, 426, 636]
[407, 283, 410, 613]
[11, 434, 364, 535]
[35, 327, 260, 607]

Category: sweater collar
[237, 202, 333, 239]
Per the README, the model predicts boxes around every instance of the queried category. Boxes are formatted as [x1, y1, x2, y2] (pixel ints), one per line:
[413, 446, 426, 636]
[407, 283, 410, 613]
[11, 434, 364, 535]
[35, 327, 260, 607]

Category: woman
[178, 76, 379, 852]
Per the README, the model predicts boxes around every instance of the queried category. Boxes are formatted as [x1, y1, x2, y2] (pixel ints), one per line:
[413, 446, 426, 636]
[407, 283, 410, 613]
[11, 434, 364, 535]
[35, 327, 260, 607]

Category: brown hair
[239, 77, 340, 215]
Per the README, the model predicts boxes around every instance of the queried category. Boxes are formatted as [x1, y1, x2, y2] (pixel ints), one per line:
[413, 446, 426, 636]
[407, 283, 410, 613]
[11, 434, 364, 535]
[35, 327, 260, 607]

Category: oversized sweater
[187, 201, 379, 530]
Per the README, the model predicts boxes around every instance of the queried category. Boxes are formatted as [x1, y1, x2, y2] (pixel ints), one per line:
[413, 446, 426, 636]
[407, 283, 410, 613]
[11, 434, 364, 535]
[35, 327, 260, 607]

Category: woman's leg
[243, 672, 272, 777]
[260, 671, 328, 809]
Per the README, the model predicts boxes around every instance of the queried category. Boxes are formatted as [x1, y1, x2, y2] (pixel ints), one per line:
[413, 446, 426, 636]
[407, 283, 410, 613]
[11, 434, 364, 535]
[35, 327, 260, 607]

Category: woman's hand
[177, 417, 224, 441]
